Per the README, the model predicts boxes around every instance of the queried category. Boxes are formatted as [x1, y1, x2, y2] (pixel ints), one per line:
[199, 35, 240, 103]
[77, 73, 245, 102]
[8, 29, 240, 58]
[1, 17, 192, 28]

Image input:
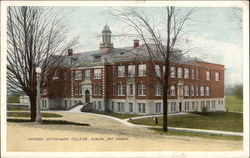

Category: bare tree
[7, 6, 78, 121]
[108, 7, 197, 132]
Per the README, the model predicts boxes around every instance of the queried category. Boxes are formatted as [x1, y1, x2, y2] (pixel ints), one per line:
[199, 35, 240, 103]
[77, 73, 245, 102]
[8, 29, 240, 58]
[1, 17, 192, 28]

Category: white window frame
[170, 66, 176, 78]
[190, 85, 194, 96]
[200, 86, 204, 96]
[138, 64, 146, 76]
[128, 84, 133, 96]
[117, 83, 126, 96]
[206, 86, 210, 96]
[195, 85, 199, 96]
[85, 70, 91, 80]
[178, 67, 183, 78]
[170, 85, 175, 96]
[138, 83, 147, 96]
[191, 69, 195, 79]
[129, 102, 133, 113]
[94, 69, 101, 79]
[118, 65, 125, 77]
[155, 103, 161, 113]
[155, 83, 163, 96]
[79, 85, 82, 95]
[74, 70, 82, 80]
[128, 65, 135, 77]
[184, 85, 189, 96]
[154, 65, 161, 77]
[215, 72, 220, 81]
[184, 68, 189, 79]
[206, 71, 211, 81]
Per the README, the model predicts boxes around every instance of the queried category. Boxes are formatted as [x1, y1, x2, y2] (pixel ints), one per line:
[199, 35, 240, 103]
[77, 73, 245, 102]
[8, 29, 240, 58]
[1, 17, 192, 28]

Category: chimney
[68, 49, 73, 56]
[133, 39, 139, 48]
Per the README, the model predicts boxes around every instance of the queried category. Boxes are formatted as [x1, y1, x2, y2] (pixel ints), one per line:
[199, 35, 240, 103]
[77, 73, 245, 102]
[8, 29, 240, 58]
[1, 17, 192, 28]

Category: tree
[7, 6, 78, 121]
[108, 7, 196, 132]
[233, 84, 243, 100]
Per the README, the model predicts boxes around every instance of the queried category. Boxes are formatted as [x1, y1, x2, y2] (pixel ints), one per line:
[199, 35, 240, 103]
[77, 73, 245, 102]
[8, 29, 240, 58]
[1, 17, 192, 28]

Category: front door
[179, 102, 182, 112]
[85, 90, 90, 103]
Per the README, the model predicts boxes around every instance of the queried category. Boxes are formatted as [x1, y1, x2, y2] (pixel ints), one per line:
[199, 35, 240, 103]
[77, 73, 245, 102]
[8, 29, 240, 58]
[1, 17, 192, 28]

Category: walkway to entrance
[62, 110, 243, 137]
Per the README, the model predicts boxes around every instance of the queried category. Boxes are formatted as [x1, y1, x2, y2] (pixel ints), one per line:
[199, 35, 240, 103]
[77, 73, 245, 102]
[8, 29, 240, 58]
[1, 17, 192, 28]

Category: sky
[57, 6, 243, 86]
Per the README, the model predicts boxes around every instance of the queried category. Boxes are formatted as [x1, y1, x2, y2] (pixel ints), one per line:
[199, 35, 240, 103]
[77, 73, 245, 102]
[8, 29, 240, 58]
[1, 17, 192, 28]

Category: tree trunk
[163, 94, 168, 132]
[29, 96, 36, 122]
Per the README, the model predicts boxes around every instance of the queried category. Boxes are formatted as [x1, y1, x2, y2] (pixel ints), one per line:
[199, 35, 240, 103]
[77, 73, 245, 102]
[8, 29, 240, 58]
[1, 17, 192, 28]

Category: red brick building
[41, 24, 226, 114]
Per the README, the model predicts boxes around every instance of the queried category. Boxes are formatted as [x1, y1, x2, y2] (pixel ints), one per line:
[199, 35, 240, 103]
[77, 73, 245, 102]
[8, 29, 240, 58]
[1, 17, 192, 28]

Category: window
[171, 102, 176, 111]
[142, 103, 146, 113]
[200, 86, 204, 96]
[170, 86, 176, 96]
[192, 101, 195, 110]
[154, 65, 161, 77]
[93, 84, 102, 95]
[190, 85, 194, 96]
[155, 84, 163, 96]
[94, 69, 101, 79]
[117, 83, 126, 96]
[178, 67, 183, 78]
[139, 64, 146, 76]
[212, 101, 216, 109]
[53, 71, 59, 80]
[112, 101, 114, 111]
[129, 102, 133, 113]
[64, 100, 67, 107]
[184, 102, 189, 111]
[64, 72, 68, 80]
[206, 101, 210, 110]
[74, 70, 82, 80]
[170, 66, 176, 78]
[155, 103, 161, 113]
[93, 101, 96, 110]
[184, 85, 189, 96]
[215, 72, 220, 81]
[196, 69, 199, 80]
[41, 100, 47, 108]
[85, 70, 91, 80]
[184, 68, 189, 79]
[205, 86, 210, 96]
[79, 85, 82, 95]
[128, 65, 135, 77]
[138, 103, 142, 113]
[74, 84, 78, 95]
[191, 69, 195, 79]
[117, 102, 124, 112]
[128, 84, 133, 96]
[201, 101, 205, 108]
[163, 66, 166, 75]
[118, 65, 125, 77]
[195, 85, 199, 96]
[206, 71, 211, 81]
[98, 101, 102, 110]
[138, 83, 147, 96]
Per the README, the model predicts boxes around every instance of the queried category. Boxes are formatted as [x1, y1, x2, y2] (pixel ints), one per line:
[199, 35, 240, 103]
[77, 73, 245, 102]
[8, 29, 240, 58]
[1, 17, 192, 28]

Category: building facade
[41, 24, 226, 114]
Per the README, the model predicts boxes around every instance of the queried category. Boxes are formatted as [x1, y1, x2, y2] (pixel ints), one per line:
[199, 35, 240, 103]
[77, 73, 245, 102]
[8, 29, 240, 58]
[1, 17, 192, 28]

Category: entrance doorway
[179, 102, 182, 112]
[85, 90, 90, 103]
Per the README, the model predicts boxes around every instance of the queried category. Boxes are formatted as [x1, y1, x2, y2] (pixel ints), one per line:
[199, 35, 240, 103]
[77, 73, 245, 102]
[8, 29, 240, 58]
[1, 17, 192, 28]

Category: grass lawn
[7, 112, 63, 118]
[89, 111, 143, 119]
[129, 112, 243, 132]
[225, 95, 243, 112]
[150, 127, 243, 141]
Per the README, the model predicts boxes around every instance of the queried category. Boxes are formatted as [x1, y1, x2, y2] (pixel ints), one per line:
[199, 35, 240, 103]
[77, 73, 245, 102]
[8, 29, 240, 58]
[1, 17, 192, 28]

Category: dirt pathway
[7, 112, 242, 152]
